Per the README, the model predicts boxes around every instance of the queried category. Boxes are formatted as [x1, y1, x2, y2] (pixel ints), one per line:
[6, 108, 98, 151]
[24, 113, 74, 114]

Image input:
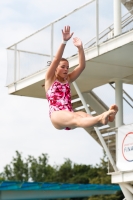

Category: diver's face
[56, 61, 69, 78]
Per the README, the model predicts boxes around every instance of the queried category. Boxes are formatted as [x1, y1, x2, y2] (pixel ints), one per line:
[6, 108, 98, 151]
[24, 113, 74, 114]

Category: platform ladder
[71, 81, 133, 200]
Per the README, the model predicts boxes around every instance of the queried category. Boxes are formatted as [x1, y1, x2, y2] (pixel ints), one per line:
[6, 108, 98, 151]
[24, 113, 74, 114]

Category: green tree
[70, 164, 92, 184]
[54, 159, 73, 183]
[2, 151, 29, 181]
[89, 151, 111, 184]
[28, 153, 55, 182]
[1, 151, 56, 182]
[0, 175, 5, 181]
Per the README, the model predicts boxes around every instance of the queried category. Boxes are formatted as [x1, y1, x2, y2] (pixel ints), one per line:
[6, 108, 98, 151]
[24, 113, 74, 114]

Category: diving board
[0, 181, 120, 200]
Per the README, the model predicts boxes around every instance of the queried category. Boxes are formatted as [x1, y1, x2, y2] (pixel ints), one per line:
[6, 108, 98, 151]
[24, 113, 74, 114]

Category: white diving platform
[7, 29, 133, 98]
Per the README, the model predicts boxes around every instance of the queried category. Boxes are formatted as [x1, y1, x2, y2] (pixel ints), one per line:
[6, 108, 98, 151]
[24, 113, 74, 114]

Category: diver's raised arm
[69, 37, 85, 82]
[45, 26, 73, 81]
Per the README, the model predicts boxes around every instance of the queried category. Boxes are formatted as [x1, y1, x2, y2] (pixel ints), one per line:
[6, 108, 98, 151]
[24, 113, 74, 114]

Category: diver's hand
[62, 26, 74, 41]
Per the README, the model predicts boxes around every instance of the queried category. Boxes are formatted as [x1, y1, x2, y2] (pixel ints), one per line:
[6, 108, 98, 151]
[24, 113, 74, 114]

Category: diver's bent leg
[75, 111, 91, 118]
[51, 110, 115, 130]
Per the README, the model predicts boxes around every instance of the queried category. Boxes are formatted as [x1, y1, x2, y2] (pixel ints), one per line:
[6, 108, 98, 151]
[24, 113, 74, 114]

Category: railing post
[51, 23, 54, 61]
[96, 0, 99, 47]
[14, 44, 17, 83]
[18, 51, 20, 81]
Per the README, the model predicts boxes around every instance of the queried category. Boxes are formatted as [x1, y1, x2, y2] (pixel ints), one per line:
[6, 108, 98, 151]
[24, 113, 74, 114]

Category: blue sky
[0, 0, 132, 172]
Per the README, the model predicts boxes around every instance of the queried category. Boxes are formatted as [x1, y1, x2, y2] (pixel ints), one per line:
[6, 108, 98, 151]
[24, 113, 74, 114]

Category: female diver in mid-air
[45, 26, 118, 130]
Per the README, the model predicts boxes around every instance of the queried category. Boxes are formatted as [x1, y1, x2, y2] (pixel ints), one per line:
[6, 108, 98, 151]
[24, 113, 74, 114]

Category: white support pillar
[115, 80, 123, 127]
[114, 0, 122, 36]
[96, 0, 99, 46]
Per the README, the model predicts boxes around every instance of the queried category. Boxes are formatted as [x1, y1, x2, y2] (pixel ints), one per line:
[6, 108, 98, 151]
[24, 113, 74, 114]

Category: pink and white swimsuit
[46, 80, 73, 130]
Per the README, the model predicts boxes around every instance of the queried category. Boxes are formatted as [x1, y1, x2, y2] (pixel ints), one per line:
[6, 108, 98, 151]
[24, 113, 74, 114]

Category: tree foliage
[1, 151, 29, 181]
[0, 150, 123, 200]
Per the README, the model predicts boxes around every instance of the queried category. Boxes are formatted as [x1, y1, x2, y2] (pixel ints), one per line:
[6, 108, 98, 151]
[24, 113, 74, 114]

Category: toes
[109, 104, 118, 112]
[108, 105, 118, 123]
[109, 105, 115, 110]
[108, 110, 116, 122]
[109, 115, 115, 122]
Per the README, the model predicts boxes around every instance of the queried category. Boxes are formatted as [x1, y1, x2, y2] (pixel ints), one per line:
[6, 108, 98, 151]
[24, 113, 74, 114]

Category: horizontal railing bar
[7, 0, 95, 49]
[8, 48, 51, 57]
[5, 66, 48, 87]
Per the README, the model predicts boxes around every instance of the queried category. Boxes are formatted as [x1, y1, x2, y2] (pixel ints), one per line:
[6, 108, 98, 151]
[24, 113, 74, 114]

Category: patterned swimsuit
[46, 80, 73, 130]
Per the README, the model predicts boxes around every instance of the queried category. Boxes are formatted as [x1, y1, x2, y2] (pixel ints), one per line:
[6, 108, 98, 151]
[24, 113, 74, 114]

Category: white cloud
[0, 6, 20, 22]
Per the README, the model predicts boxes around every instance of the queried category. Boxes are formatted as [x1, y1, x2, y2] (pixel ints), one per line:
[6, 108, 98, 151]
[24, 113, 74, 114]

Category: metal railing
[6, 1, 133, 86]
[84, 7, 133, 48]
[6, 0, 99, 85]
[7, 0, 96, 50]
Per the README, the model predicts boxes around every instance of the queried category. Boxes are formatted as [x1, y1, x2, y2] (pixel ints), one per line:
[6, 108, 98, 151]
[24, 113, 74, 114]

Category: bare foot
[100, 110, 115, 125]
[109, 104, 118, 122]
